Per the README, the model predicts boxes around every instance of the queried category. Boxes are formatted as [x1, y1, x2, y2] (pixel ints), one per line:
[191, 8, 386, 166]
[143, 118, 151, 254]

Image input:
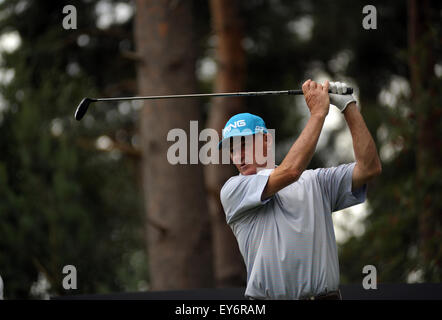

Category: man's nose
[231, 149, 244, 164]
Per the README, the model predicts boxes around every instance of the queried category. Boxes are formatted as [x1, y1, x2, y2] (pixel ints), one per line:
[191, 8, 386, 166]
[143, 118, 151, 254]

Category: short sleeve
[314, 162, 367, 212]
[220, 174, 271, 224]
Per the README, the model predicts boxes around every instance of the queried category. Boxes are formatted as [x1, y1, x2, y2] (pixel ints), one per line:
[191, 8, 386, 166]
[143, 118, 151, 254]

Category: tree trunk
[408, 0, 442, 280]
[205, 0, 247, 287]
[135, 0, 214, 289]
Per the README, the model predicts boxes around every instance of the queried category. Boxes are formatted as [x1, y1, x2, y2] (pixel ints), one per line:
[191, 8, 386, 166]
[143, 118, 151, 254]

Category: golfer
[219, 80, 382, 300]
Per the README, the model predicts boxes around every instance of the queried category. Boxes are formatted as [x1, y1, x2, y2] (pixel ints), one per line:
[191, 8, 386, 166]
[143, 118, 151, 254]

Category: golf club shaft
[93, 88, 352, 102]
[75, 87, 354, 120]
[95, 90, 303, 102]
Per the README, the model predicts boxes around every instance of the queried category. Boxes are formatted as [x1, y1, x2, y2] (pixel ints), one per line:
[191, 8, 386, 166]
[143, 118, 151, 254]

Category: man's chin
[239, 164, 257, 175]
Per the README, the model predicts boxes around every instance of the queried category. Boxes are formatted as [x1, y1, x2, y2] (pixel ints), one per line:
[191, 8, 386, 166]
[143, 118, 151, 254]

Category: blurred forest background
[0, 0, 440, 299]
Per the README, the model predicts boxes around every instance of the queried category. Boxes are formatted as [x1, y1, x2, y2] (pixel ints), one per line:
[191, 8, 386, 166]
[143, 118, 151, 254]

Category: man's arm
[261, 79, 329, 200]
[343, 102, 382, 190]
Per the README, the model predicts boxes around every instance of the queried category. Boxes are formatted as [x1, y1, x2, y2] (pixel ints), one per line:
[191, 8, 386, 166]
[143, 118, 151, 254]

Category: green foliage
[0, 0, 147, 298]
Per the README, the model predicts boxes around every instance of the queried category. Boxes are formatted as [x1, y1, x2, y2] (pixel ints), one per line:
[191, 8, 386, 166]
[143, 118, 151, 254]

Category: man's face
[229, 133, 269, 175]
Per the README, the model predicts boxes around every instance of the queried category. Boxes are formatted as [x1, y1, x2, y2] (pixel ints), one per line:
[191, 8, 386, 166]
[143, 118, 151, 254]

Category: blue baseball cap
[218, 113, 268, 149]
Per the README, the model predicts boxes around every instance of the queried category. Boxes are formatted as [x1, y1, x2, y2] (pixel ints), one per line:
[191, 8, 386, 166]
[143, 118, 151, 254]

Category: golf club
[74, 87, 353, 121]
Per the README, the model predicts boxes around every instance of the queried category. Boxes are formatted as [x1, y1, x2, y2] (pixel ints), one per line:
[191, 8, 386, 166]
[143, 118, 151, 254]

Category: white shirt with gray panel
[220, 162, 366, 300]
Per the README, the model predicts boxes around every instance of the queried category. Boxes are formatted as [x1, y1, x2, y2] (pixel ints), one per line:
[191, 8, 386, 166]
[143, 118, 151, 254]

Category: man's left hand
[329, 81, 357, 113]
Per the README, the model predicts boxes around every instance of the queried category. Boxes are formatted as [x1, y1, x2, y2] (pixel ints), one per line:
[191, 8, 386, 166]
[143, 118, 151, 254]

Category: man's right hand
[302, 79, 330, 118]
[262, 80, 329, 200]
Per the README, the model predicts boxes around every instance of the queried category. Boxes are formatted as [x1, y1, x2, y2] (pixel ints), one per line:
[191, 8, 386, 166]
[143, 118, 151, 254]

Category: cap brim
[218, 132, 257, 149]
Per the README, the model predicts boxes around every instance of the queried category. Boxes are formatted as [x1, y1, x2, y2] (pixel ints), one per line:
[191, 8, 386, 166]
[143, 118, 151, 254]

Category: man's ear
[265, 132, 273, 147]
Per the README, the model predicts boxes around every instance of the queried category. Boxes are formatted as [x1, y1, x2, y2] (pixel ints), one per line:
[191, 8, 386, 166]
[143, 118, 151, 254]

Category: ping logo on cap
[219, 113, 268, 149]
[223, 120, 247, 136]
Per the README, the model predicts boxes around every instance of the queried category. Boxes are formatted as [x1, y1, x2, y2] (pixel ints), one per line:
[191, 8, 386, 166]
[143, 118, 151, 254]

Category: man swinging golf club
[219, 80, 382, 300]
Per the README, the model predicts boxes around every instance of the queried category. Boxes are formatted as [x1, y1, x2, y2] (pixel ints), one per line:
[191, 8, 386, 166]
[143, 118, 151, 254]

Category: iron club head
[75, 98, 97, 121]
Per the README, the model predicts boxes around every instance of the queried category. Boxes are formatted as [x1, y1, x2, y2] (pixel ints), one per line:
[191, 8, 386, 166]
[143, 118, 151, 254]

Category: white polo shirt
[220, 162, 366, 300]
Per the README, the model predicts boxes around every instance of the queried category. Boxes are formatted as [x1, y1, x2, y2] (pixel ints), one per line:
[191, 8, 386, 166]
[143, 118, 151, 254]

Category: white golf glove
[329, 81, 357, 113]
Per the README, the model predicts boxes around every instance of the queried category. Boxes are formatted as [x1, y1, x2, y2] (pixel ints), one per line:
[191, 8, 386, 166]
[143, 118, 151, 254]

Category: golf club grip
[288, 88, 353, 95]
